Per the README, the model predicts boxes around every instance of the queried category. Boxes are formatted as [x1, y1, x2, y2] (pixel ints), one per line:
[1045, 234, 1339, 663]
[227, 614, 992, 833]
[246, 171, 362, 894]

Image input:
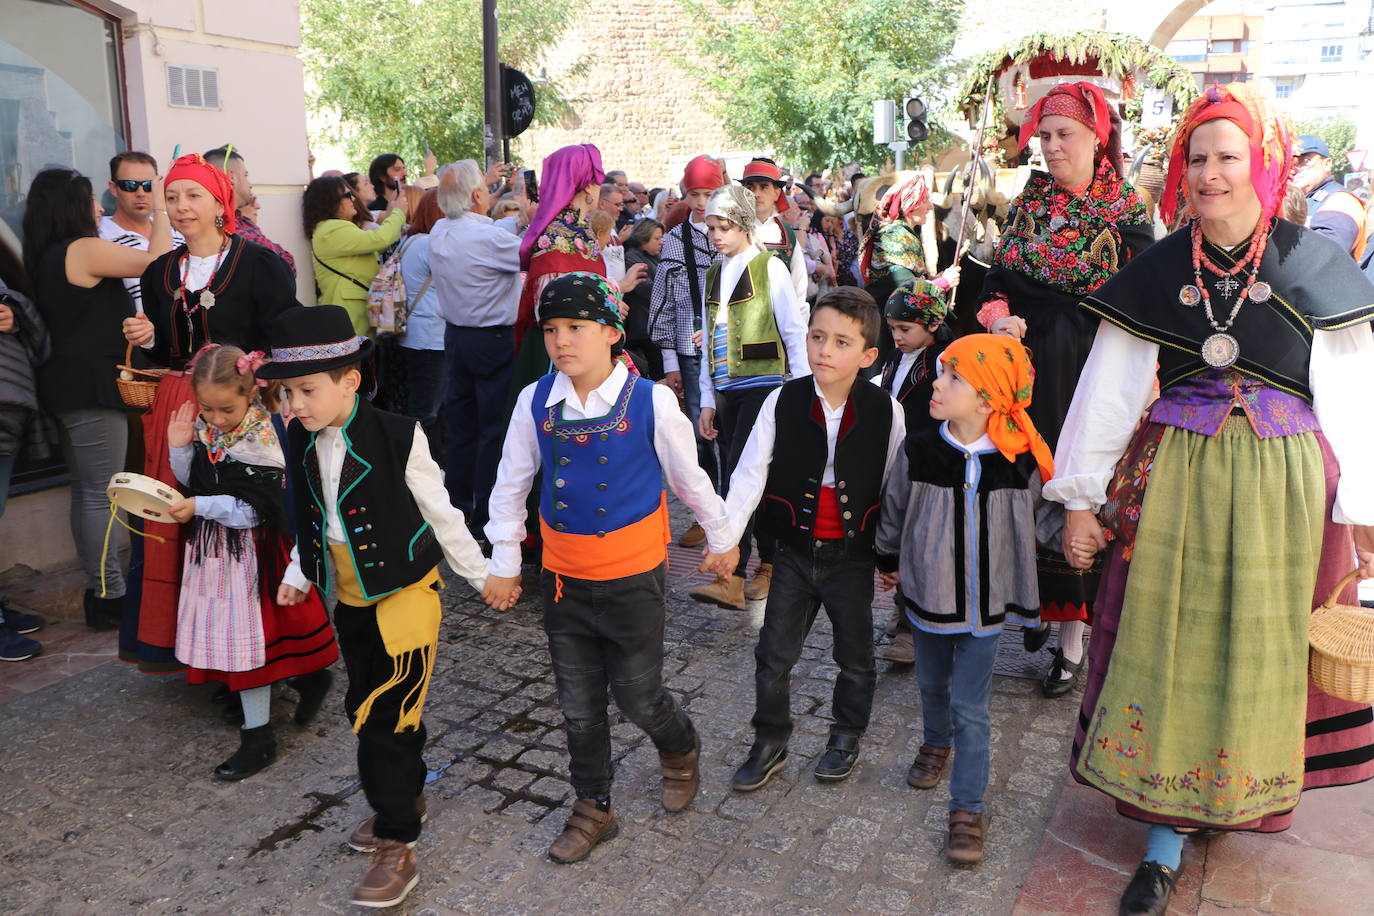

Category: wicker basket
[1309, 569, 1374, 703]
[115, 341, 167, 410]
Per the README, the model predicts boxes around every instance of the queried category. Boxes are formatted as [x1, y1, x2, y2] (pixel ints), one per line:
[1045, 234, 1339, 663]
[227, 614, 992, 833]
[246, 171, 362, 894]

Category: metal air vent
[167, 64, 220, 110]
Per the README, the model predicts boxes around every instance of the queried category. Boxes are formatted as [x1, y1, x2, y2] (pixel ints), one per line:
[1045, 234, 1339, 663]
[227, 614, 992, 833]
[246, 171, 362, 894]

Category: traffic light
[873, 99, 897, 145]
[903, 94, 929, 143]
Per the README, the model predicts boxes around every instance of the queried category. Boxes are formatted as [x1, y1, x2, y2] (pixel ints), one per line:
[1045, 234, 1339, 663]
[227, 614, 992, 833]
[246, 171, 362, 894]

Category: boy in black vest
[260, 305, 516, 909]
[704, 288, 906, 789]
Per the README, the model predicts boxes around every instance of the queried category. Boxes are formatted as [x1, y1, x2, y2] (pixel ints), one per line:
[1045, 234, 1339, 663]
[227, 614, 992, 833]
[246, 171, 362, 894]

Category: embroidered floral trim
[541, 377, 635, 442]
[531, 209, 602, 262]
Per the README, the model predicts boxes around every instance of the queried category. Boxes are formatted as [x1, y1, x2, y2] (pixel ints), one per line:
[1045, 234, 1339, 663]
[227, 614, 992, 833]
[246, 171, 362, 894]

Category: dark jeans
[334, 601, 431, 843]
[752, 539, 877, 745]
[400, 346, 446, 462]
[541, 564, 695, 799]
[442, 324, 514, 535]
[714, 384, 777, 576]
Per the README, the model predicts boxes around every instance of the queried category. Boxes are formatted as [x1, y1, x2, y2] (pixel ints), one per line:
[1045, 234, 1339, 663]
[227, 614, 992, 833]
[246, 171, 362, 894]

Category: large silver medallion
[1178, 285, 1201, 307]
[1201, 332, 1239, 369]
[1248, 281, 1272, 303]
[200, 289, 216, 309]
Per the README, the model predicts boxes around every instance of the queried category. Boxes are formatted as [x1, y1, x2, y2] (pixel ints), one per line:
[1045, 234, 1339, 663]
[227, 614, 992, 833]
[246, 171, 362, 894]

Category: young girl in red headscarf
[121, 153, 301, 674]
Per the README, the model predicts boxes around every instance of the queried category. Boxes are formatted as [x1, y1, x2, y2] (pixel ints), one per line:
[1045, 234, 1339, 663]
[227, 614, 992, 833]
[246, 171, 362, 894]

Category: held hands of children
[1063, 509, 1108, 569]
[698, 546, 740, 579]
[166, 401, 198, 449]
[482, 575, 523, 612]
[276, 584, 307, 606]
[877, 570, 900, 591]
[167, 497, 196, 523]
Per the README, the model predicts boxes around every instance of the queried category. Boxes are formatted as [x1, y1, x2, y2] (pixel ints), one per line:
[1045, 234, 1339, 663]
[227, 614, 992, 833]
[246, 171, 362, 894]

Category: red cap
[682, 155, 724, 192]
[740, 159, 784, 185]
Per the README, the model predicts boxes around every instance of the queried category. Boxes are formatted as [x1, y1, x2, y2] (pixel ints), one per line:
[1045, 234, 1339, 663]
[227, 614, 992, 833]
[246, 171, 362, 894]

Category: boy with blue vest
[484, 272, 737, 864]
[691, 184, 810, 611]
[704, 287, 906, 789]
[259, 305, 513, 909]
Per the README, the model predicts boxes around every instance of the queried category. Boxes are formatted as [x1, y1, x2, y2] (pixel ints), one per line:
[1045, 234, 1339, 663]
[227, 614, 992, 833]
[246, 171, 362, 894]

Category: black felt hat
[254, 305, 374, 379]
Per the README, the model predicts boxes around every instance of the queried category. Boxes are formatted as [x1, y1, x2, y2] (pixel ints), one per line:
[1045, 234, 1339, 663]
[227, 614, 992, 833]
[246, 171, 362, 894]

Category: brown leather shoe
[659, 736, 701, 812]
[348, 797, 428, 852]
[689, 575, 745, 611]
[351, 839, 418, 908]
[678, 523, 706, 548]
[743, 563, 773, 600]
[906, 743, 952, 789]
[877, 629, 915, 664]
[947, 809, 986, 865]
[548, 798, 619, 864]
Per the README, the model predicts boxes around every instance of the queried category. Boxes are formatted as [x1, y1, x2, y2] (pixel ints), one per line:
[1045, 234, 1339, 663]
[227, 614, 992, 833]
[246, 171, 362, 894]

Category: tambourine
[106, 472, 183, 521]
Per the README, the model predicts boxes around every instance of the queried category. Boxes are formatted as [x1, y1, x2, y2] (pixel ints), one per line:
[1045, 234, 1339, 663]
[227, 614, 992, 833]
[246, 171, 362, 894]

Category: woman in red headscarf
[1046, 82, 1374, 916]
[974, 82, 1155, 694]
[121, 153, 301, 673]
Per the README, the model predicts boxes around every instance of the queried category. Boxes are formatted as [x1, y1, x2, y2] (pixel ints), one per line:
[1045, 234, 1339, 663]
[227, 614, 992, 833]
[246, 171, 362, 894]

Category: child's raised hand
[482, 574, 522, 612]
[877, 570, 900, 591]
[167, 401, 198, 449]
[166, 497, 196, 524]
[276, 583, 307, 606]
[699, 545, 739, 579]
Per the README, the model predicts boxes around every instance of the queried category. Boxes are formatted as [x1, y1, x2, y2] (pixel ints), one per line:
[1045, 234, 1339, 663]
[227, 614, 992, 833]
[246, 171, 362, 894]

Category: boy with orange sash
[484, 272, 737, 864]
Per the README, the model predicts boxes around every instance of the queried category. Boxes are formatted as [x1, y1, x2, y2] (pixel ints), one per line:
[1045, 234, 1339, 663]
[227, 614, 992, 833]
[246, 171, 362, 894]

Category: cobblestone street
[0, 503, 1080, 915]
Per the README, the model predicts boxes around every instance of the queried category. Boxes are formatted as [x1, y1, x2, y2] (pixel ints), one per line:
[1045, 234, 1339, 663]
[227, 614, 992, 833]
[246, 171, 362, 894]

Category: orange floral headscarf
[939, 333, 1054, 482]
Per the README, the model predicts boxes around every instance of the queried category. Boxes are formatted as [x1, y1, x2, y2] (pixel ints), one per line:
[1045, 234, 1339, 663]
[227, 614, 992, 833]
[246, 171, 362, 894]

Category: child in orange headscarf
[873, 333, 1053, 868]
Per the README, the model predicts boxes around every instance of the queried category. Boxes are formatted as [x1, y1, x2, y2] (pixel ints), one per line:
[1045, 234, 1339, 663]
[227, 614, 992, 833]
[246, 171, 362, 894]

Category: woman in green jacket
[302, 176, 410, 334]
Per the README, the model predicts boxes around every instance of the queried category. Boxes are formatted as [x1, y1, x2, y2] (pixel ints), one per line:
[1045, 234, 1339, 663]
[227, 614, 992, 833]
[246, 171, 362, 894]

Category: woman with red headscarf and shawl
[860, 173, 961, 372]
[974, 82, 1154, 694]
[121, 153, 302, 673]
[1046, 82, 1374, 916]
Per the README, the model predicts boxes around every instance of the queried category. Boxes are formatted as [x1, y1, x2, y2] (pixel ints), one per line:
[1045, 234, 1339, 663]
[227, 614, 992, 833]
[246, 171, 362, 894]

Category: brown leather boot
[658, 736, 701, 812]
[348, 796, 428, 852]
[877, 629, 915, 664]
[743, 562, 773, 600]
[947, 809, 986, 865]
[548, 798, 619, 864]
[678, 523, 706, 548]
[689, 575, 745, 610]
[906, 743, 952, 789]
[351, 839, 418, 907]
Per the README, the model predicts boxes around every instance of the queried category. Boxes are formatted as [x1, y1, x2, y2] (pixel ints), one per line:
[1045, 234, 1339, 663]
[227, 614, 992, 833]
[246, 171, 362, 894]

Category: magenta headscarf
[519, 144, 605, 270]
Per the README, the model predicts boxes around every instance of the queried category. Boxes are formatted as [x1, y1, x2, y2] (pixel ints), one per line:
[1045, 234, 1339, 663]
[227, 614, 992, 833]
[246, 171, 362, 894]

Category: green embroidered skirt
[1076, 416, 1326, 825]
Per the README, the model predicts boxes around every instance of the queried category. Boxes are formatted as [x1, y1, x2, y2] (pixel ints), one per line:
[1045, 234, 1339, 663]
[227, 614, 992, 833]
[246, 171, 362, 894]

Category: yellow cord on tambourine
[99, 500, 167, 598]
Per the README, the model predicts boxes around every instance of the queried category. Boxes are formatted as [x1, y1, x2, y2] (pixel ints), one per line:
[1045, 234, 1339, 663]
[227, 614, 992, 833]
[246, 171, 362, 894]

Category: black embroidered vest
[286, 397, 441, 602]
[759, 377, 893, 559]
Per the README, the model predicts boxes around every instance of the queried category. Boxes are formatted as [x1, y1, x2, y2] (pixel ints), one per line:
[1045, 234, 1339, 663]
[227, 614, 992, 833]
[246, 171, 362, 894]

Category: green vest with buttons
[704, 254, 788, 381]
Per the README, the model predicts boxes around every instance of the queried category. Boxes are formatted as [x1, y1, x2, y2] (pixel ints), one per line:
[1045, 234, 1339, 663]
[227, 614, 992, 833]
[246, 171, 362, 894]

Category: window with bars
[1320, 44, 1343, 62]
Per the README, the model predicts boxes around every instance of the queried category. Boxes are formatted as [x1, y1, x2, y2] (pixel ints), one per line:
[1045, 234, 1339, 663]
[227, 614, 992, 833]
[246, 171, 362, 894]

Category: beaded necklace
[1176, 218, 1274, 368]
[176, 236, 230, 315]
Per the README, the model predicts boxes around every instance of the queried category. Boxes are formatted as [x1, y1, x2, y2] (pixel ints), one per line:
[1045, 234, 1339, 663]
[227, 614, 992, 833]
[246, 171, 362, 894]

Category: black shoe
[0, 599, 44, 635]
[1042, 649, 1085, 698]
[82, 589, 120, 631]
[1023, 622, 1051, 653]
[291, 669, 333, 726]
[213, 724, 278, 781]
[730, 742, 788, 792]
[1118, 861, 1179, 916]
[813, 735, 860, 782]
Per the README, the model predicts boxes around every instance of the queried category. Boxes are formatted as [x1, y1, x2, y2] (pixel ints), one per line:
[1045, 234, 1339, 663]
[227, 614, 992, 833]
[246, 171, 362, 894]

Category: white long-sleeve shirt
[1044, 319, 1374, 525]
[698, 246, 811, 411]
[756, 213, 810, 306]
[718, 381, 907, 548]
[285, 419, 488, 593]
[486, 362, 731, 578]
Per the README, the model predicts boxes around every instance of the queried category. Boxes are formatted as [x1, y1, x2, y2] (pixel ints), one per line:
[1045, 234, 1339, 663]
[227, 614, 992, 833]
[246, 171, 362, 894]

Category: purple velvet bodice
[1149, 369, 1319, 438]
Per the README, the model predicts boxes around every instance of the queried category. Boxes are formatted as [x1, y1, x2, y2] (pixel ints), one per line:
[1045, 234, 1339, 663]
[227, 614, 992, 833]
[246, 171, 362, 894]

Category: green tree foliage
[676, 0, 964, 171]
[300, 0, 587, 166]
[1293, 115, 1359, 181]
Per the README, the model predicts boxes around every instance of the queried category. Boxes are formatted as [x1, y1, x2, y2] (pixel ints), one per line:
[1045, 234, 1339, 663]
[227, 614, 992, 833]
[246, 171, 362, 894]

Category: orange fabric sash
[539, 493, 670, 581]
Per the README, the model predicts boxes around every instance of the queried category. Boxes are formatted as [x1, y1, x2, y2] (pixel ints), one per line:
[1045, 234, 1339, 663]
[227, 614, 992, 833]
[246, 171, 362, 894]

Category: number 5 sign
[1141, 88, 1174, 129]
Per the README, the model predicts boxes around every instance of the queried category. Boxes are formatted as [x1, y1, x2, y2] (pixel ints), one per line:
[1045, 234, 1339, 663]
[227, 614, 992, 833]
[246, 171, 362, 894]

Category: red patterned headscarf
[876, 174, 930, 224]
[1019, 82, 1122, 175]
[165, 153, 237, 235]
[1159, 82, 1293, 226]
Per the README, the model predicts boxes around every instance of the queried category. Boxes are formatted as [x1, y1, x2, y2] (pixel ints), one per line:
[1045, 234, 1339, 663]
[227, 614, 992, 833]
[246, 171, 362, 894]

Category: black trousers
[334, 601, 430, 843]
[714, 385, 777, 576]
[441, 324, 514, 534]
[752, 539, 877, 745]
[541, 564, 695, 799]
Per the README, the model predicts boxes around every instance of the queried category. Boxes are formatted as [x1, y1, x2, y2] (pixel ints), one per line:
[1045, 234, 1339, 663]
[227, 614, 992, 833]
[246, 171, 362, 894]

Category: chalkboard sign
[502, 65, 536, 137]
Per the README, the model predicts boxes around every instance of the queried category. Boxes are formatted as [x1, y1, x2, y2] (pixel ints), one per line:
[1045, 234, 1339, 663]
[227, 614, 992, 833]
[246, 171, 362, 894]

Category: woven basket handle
[124, 340, 134, 367]
[1321, 569, 1364, 610]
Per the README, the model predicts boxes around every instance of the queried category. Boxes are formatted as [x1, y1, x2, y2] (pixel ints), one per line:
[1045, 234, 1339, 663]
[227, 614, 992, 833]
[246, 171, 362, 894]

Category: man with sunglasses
[99, 151, 183, 313]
